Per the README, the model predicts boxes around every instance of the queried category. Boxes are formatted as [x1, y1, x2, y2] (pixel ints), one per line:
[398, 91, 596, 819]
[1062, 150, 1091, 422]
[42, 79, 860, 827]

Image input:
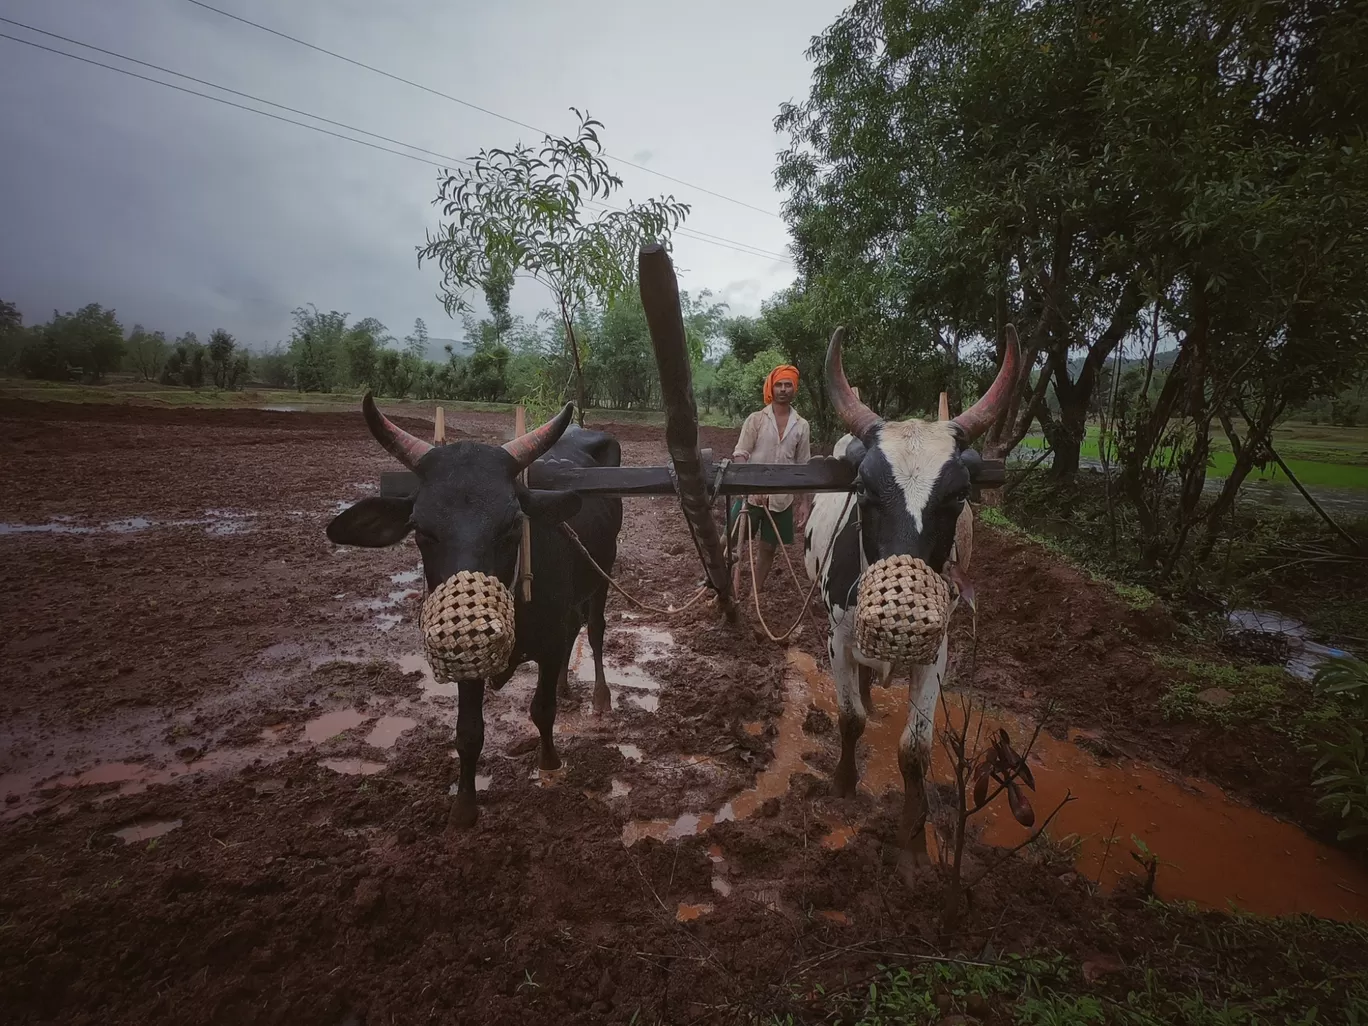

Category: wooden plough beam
[379, 243, 1005, 620]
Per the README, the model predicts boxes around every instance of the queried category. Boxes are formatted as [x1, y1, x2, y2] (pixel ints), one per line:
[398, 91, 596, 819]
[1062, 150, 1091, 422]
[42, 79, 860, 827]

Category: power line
[0, 31, 460, 170]
[182, 0, 786, 221]
[0, 16, 477, 171]
[0, 24, 792, 264]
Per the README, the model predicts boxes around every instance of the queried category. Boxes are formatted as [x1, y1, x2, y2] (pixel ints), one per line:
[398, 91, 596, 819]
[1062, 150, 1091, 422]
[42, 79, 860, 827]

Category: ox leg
[450, 679, 485, 829]
[897, 636, 948, 867]
[830, 633, 867, 800]
[557, 653, 572, 701]
[531, 658, 564, 771]
[858, 663, 875, 718]
[588, 588, 612, 716]
[557, 618, 578, 701]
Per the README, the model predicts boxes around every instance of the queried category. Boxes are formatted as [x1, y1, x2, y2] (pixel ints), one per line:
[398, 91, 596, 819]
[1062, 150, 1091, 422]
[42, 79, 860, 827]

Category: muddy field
[1, 398, 1366, 1025]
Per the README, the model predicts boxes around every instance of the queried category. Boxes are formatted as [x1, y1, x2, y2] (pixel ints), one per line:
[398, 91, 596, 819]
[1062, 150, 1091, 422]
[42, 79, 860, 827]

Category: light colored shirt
[732, 403, 811, 513]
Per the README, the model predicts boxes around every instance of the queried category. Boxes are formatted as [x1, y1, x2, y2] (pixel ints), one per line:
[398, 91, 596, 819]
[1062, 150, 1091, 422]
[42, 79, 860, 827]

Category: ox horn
[953, 323, 1022, 442]
[825, 326, 883, 442]
[363, 392, 433, 470]
[503, 401, 575, 471]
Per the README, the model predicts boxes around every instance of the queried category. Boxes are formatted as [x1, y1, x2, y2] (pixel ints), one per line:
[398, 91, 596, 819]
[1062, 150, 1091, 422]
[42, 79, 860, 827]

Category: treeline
[0, 300, 251, 389]
[2, 290, 866, 422]
[777, 0, 1368, 576]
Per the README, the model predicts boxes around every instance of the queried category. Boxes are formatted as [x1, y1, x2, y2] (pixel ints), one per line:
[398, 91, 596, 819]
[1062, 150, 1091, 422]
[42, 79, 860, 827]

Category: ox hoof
[592, 684, 612, 716]
[450, 793, 479, 829]
[538, 747, 562, 772]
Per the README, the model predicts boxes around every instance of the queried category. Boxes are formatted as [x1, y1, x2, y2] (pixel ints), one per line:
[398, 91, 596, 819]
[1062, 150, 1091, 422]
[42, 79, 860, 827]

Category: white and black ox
[327, 396, 623, 827]
[803, 325, 1020, 861]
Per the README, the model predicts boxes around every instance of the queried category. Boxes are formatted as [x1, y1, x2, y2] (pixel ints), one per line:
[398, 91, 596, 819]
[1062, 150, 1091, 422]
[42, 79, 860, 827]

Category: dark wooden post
[638, 243, 736, 621]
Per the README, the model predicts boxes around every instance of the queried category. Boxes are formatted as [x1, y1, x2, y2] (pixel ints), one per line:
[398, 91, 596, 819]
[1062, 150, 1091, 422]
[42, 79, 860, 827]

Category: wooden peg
[938, 392, 950, 421]
[435, 406, 446, 443]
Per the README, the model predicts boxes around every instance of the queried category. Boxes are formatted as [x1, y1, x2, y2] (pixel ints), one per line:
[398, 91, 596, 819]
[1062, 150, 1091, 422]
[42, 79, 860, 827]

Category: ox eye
[947, 486, 970, 505]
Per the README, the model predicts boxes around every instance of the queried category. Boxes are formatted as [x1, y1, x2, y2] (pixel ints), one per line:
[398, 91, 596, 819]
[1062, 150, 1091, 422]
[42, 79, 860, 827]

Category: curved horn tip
[825, 324, 882, 442]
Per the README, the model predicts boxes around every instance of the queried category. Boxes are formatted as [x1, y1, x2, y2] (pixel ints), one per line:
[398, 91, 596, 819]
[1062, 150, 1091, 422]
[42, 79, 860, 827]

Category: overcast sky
[1, 0, 842, 349]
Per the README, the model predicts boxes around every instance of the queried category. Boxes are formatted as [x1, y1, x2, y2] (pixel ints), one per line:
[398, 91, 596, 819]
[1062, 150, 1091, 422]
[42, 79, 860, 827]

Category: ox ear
[959, 446, 985, 480]
[327, 496, 414, 548]
[517, 486, 582, 525]
[837, 438, 867, 470]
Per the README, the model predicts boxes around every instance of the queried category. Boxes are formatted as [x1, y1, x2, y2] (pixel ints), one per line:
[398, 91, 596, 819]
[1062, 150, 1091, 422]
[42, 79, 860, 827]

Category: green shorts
[728, 499, 794, 546]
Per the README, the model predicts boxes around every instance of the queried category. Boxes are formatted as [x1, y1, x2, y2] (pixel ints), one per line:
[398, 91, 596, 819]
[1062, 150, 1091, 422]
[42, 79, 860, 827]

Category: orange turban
[763, 364, 799, 405]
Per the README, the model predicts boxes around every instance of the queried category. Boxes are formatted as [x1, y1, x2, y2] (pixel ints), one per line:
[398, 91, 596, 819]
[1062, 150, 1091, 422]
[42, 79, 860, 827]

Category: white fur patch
[876, 420, 959, 533]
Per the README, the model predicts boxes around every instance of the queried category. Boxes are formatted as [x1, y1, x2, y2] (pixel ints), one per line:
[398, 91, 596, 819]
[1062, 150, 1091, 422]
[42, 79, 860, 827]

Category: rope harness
[555, 487, 856, 628]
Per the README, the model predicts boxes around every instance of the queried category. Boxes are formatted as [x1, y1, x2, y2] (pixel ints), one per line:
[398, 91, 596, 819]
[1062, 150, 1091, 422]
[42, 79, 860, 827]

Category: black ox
[327, 396, 623, 827]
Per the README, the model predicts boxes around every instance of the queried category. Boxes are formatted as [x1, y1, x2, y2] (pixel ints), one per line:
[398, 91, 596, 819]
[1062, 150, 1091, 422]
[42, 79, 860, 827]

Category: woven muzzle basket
[420, 571, 516, 681]
[854, 555, 952, 668]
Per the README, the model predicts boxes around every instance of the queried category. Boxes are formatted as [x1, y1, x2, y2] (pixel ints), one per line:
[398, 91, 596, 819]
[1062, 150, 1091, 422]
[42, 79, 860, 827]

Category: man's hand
[795, 501, 810, 533]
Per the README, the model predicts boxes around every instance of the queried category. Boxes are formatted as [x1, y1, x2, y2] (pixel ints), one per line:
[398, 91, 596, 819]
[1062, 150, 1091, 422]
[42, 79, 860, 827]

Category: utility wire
[0, 24, 791, 263]
[182, 0, 786, 220]
[0, 15, 478, 170]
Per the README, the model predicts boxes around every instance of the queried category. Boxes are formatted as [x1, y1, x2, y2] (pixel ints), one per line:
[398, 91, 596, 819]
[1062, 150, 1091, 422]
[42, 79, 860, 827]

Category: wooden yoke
[638, 243, 736, 622]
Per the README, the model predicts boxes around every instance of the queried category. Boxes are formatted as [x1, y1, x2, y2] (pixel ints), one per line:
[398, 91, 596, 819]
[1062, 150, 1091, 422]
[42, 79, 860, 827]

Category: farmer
[729, 363, 812, 600]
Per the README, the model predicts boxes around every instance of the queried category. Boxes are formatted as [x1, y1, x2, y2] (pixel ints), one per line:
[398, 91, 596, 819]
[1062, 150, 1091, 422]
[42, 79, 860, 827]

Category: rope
[559, 488, 854, 631]
[559, 522, 713, 616]
[740, 492, 855, 643]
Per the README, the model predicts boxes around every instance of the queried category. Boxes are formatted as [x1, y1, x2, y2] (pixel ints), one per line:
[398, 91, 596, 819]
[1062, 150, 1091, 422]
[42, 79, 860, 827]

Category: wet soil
[1, 398, 1364, 1025]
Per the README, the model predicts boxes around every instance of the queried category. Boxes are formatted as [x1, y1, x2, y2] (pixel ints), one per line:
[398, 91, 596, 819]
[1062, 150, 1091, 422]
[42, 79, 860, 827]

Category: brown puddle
[2, 748, 272, 821]
[113, 818, 183, 843]
[568, 626, 671, 711]
[676, 902, 713, 922]
[787, 650, 1368, 920]
[620, 657, 827, 848]
[319, 758, 386, 776]
[303, 708, 370, 743]
[365, 716, 416, 749]
[626, 649, 1368, 921]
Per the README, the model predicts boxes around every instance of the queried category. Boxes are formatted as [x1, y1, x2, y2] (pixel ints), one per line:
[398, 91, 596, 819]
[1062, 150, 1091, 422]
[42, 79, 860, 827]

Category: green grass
[978, 506, 1158, 611]
[1155, 657, 1293, 729]
[1016, 421, 1368, 491]
[758, 926, 1368, 1026]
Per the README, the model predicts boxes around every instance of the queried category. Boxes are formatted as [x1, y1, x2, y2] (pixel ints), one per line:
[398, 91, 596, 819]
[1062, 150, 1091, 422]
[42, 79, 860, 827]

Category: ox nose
[421, 570, 517, 683]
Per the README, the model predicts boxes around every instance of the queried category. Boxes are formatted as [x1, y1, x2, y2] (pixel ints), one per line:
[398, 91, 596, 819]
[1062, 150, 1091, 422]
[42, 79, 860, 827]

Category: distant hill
[1066, 347, 1179, 378]
[422, 337, 473, 361]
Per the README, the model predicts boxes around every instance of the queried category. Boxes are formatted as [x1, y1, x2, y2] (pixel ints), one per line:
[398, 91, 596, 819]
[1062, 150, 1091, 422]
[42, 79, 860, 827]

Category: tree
[484, 261, 515, 343]
[343, 317, 391, 389]
[418, 108, 691, 422]
[774, 0, 1156, 470]
[287, 305, 347, 392]
[162, 333, 207, 388]
[254, 343, 294, 388]
[126, 324, 169, 382]
[207, 328, 238, 388]
[404, 317, 429, 361]
[0, 300, 26, 374]
[20, 304, 124, 382]
[777, 0, 1368, 571]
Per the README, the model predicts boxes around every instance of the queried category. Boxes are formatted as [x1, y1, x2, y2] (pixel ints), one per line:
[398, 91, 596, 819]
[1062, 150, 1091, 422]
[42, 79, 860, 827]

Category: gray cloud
[0, 0, 838, 350]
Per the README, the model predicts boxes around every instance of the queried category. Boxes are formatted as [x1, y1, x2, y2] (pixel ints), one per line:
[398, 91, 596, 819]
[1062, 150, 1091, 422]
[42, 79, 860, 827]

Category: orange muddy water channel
[628, 650, 1368, 921]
